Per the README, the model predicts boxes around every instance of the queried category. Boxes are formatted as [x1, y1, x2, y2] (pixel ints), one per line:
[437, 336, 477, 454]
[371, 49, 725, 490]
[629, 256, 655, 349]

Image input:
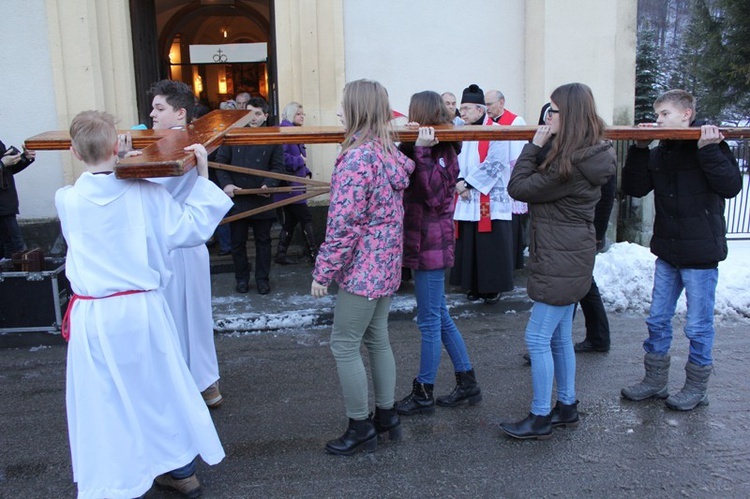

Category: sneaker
[201, 381, 223, 408]
[155, 473, 202, 498]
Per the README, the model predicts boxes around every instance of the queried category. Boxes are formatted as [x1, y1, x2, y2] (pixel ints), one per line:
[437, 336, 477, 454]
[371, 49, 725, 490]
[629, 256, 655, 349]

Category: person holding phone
[1, 140, 35, 258]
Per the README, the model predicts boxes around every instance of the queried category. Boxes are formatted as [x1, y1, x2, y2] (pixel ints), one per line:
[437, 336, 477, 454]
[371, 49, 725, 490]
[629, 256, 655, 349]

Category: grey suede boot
[621, 353, 670, 401]
[665, 362, 712, 411]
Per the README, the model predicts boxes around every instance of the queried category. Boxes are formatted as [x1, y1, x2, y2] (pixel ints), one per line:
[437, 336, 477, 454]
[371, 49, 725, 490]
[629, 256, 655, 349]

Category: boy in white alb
[138, 79, 226, 407]
[57, 111, 232, 498]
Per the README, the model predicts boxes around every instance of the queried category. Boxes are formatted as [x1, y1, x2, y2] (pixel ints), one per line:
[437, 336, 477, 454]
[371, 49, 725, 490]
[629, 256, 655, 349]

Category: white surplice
[56, 173, 229, 499]
[453, 116, 513, 222]
[151, 169, 232, 391]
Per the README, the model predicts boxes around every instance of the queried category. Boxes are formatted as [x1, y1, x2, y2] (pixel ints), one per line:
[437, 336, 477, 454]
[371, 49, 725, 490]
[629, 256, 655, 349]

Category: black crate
[0, 258, 70, 333]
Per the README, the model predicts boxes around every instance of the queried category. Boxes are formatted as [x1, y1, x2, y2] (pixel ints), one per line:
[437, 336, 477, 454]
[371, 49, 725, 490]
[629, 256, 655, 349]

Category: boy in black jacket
[215, 96, 284, 295]
[620, 89, 742, 411]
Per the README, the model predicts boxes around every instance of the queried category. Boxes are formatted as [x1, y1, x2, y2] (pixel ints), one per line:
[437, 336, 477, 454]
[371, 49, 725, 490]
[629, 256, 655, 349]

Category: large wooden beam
[24, 109, 750, 179]
[221, 124, 750, 145]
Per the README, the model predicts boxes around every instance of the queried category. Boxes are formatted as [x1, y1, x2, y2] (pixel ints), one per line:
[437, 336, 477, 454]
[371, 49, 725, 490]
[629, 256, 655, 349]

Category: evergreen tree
[720, 0, 750, 123]
[676, 0, 727, 122]
[635, 29, 661, 123]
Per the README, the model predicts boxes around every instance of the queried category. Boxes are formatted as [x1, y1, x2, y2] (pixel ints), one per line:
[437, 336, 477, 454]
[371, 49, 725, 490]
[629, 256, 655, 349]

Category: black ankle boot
[550, 400, 580, 428]
[500, 413, 553, 440]
[325, 418, 377, 456]
[373, 406, 402, 441]
[436, 369, 482, 407]
[395, 379, 435, 416]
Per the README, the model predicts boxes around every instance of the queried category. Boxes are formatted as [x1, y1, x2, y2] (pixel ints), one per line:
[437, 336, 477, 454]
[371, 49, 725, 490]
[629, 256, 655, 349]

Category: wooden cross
[25, 110, 750, 221]
[25, 110, 329, 223]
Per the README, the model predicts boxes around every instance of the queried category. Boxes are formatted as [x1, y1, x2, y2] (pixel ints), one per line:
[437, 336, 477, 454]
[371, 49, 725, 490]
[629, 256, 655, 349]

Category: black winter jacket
[622, 138, 741, 268]
[215, 143, 284, 220]
[1, 140, 34, 216]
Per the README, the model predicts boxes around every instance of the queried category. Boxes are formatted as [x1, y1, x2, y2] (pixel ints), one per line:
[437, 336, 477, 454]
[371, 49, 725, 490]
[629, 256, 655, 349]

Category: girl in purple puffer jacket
[395, 91, 482, 418]
[311, 79, 414, 456]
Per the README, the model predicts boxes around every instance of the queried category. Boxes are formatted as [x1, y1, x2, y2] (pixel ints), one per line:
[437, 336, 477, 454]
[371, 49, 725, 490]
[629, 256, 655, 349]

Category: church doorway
[129, 0, 277, 125]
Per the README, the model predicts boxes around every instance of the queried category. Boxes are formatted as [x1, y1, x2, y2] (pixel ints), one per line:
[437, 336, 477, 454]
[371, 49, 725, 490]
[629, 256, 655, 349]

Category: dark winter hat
[461, 84, 485, 105]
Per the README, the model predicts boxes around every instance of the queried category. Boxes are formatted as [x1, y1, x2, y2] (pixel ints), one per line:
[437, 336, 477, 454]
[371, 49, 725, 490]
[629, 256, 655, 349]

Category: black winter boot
[665, 362, 712, 411]
[325, 418, 377, 456]
[500, 413, 553, 440]
[550, 400, 580, 428]
[302, 222, 318, 264]
[275, 229, 295, 265]
[395, 379, 435, 416]
[372, 406, 402, 441]
[436, 369, 482, 407]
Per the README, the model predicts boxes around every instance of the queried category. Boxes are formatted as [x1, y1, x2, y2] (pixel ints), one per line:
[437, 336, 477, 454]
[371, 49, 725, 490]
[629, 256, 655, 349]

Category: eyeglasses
[546, 108, 560, 118]
[459, 105, 481, 113]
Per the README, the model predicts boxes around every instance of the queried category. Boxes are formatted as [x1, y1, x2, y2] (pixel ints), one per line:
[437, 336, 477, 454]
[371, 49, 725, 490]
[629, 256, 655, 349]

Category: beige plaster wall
[525, 0, 637, 125]
[274, 0, 345, 204]
[45, 0, 139, 185]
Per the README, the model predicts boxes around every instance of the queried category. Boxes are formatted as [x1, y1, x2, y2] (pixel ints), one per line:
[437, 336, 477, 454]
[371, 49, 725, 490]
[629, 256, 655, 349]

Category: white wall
[1, 0, 63, 220]
[343, 0, 528, 118]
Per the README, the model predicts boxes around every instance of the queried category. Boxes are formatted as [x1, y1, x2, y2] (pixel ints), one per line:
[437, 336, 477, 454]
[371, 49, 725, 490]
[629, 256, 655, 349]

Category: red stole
[477, 116, 494, 232]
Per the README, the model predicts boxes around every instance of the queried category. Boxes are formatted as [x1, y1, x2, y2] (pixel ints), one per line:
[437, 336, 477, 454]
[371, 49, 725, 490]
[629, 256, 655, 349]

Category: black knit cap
[461, 84, 485, 105]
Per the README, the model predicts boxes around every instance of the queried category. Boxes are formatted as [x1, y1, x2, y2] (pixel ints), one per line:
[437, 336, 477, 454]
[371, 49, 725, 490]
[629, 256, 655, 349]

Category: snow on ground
[595, 240, 750, 320]
[211, 241, 750, 334]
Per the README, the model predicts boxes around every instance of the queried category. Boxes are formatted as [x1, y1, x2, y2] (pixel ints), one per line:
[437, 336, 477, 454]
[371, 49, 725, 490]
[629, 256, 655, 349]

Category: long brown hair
[400, 90, 460, 157]
[408, 90, 453, 126]
[540, 83, 606, 180]
[340, 79, 396, 156]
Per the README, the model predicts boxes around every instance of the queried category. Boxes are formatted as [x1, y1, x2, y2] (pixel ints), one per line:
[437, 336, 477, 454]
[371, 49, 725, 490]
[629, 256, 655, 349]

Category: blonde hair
[340, 79, 395, 156]
[69, 110, 118, 165]
[654, 89, 695, 118]
[282, 102, 302, 123]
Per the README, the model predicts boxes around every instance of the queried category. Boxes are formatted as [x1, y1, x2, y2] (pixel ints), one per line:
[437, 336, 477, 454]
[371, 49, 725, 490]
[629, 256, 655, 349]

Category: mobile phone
[4, 145, 20, 156]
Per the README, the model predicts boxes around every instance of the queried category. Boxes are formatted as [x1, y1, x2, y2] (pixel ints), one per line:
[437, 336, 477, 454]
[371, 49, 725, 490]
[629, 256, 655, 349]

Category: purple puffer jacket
[401, 142, 461, 270]
[313, 138, 415, 299]
[273, 119, 311, 205]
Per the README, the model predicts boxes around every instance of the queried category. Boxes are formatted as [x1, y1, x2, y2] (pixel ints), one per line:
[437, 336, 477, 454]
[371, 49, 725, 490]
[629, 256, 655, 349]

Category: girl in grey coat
[503, 83, 616, 440]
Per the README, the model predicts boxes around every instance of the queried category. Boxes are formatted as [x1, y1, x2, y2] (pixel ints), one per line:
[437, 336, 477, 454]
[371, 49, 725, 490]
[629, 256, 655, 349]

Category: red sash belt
[62, 289, 148, 341]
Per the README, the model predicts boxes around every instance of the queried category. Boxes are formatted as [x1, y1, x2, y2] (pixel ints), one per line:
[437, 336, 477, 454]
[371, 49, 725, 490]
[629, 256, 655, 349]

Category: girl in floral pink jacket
[311, 79, 414, 456]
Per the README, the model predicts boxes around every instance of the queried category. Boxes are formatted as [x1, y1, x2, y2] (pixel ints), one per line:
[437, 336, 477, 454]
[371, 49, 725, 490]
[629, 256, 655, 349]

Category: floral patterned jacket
[313, 138, 415, 299]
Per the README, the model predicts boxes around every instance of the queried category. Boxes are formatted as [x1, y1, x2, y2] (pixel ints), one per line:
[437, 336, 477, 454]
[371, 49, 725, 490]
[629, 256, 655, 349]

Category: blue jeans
[215, 223, 231, 253]
[0, 214, 26, 258]
[414, 269, 472, 384]
[525, 302, 576, 416]
[644, 258, 718, 366]
[170, 458, 196, 479]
